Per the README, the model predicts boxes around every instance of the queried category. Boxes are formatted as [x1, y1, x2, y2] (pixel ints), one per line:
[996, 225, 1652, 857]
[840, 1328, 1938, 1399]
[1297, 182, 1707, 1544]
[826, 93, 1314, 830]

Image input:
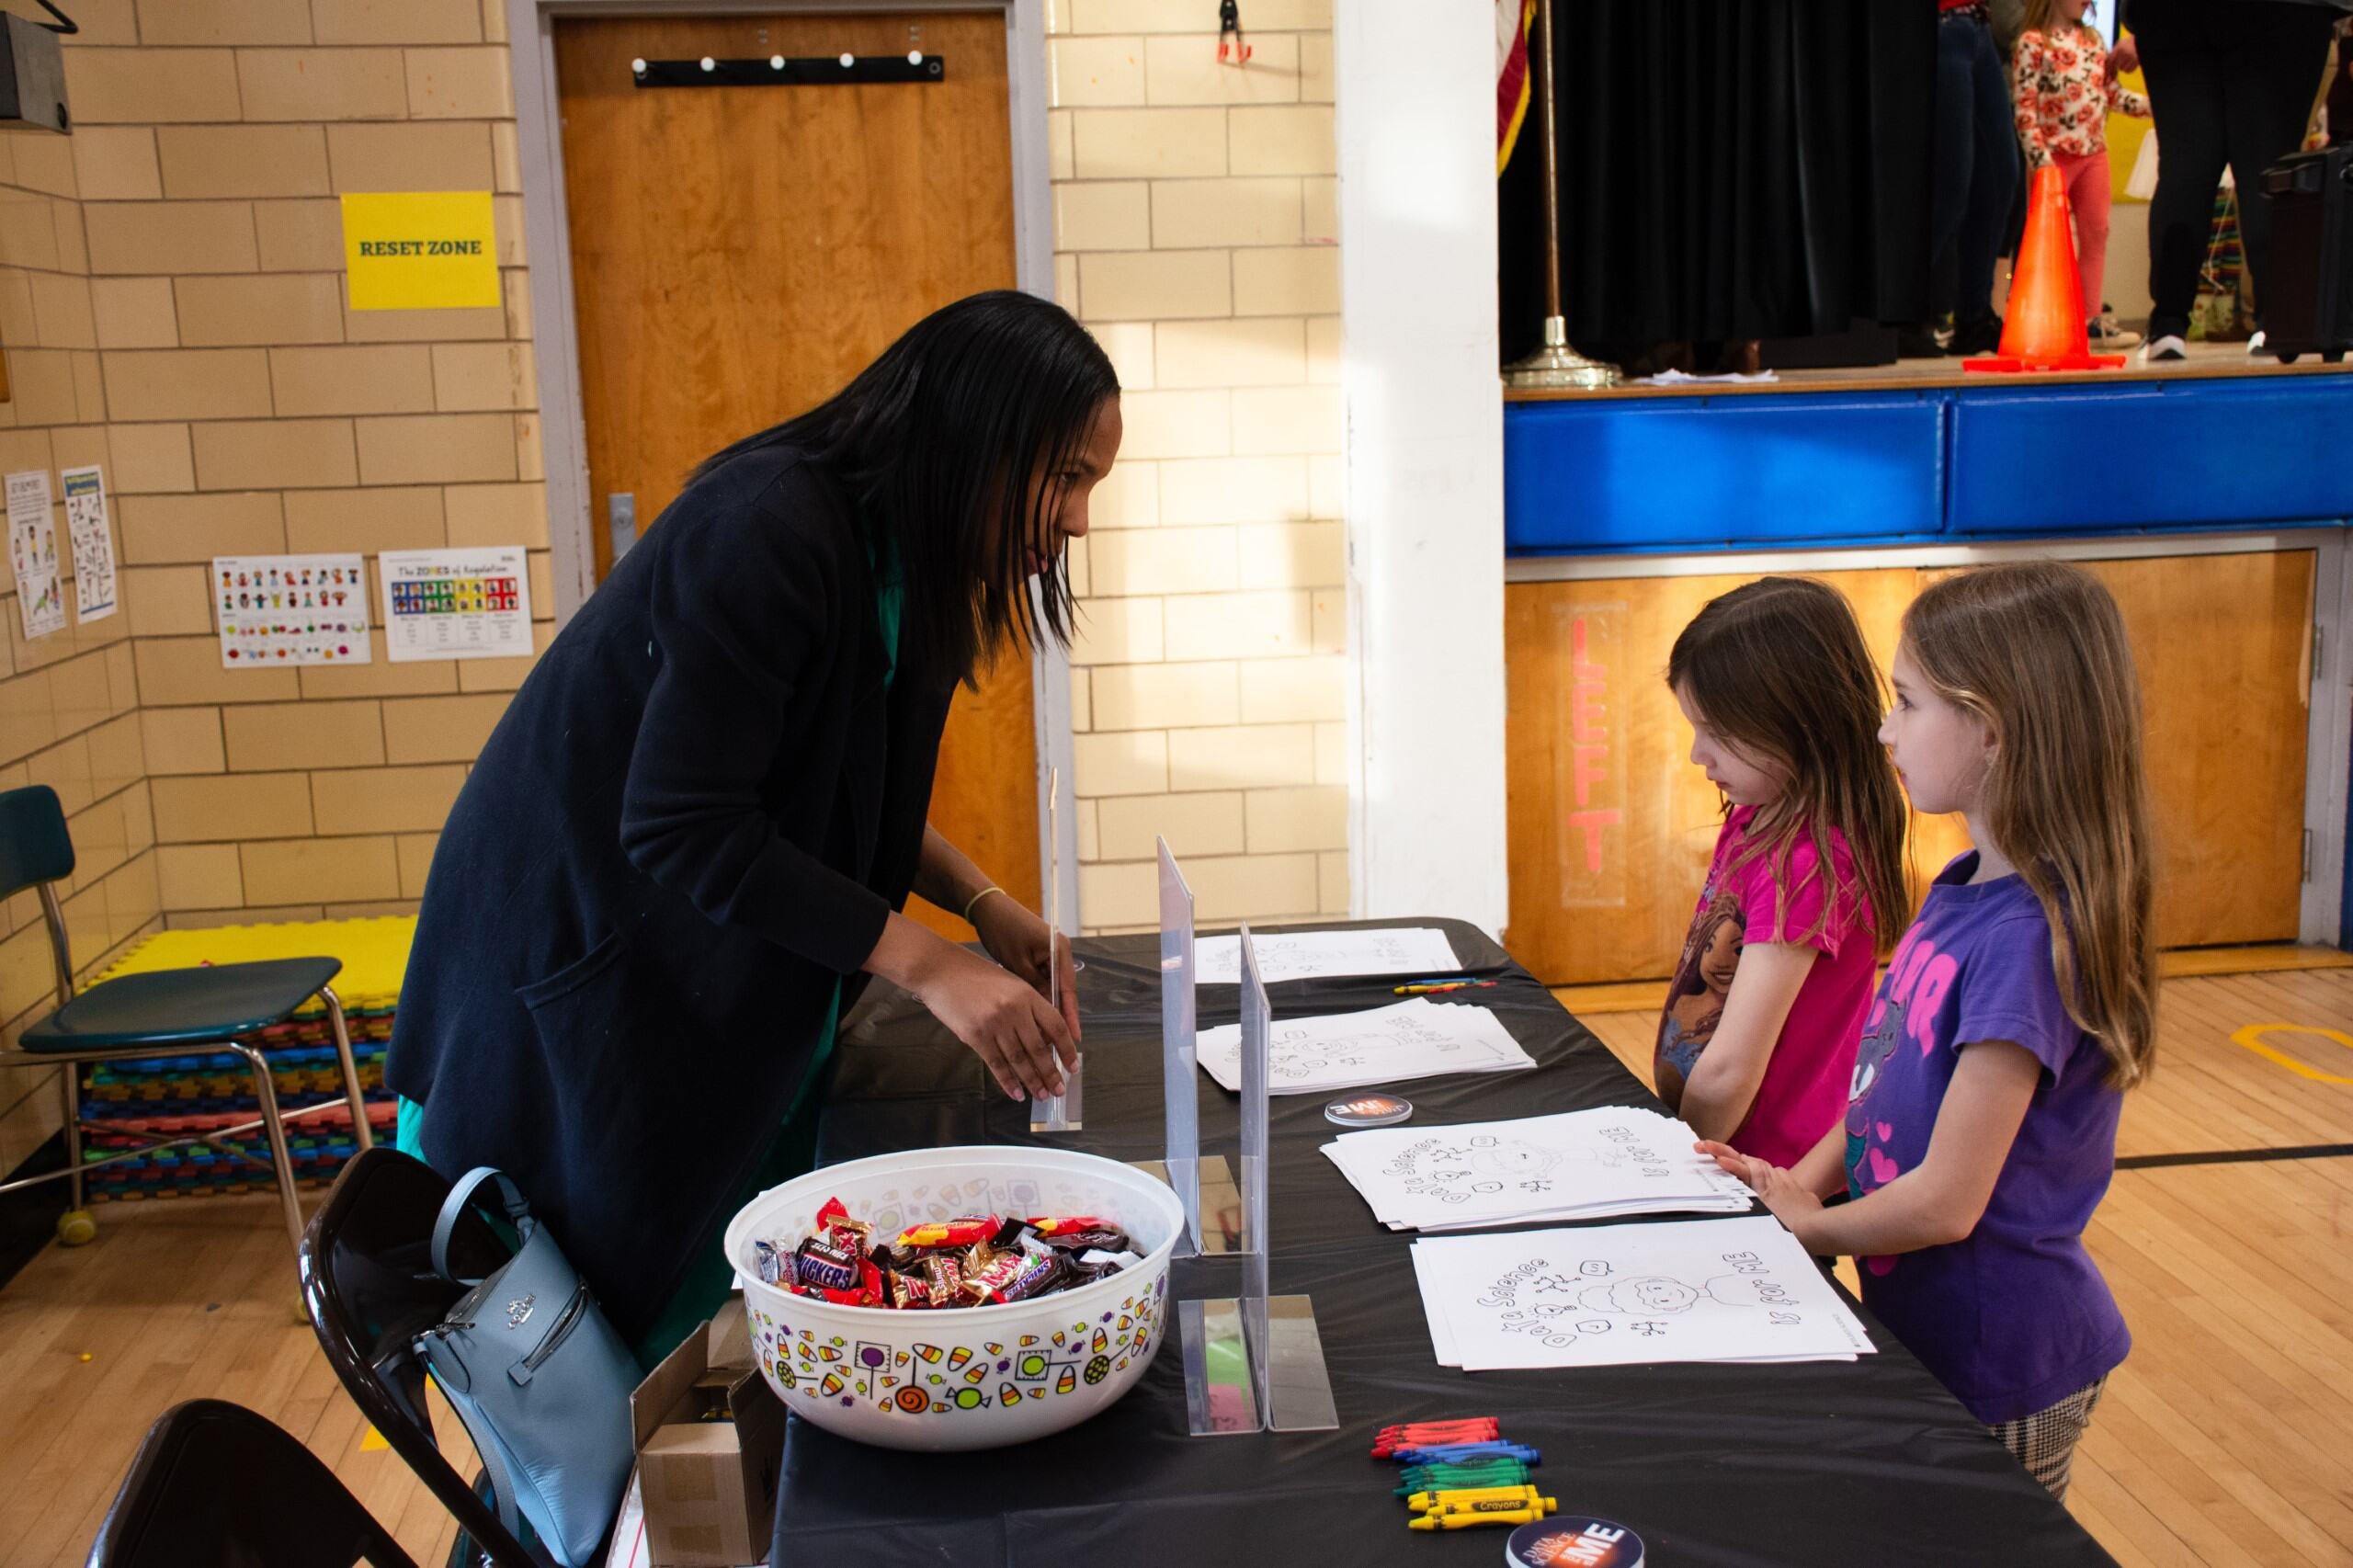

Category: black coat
[385, 444, 954, 1343]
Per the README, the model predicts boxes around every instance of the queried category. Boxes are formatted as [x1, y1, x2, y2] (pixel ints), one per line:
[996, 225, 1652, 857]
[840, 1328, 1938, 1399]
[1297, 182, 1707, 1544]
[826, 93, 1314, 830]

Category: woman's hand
[2108, 34, 2138, 77]
[914, 941, 1077, 1102]
[1697, 1140, 1827, 1247]
[972, 893, 1083, 1048]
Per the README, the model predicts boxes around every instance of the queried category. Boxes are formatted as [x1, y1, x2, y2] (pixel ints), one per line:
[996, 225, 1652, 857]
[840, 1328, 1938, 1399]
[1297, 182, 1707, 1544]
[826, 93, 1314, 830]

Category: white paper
[214, 554, 372, 668]
[380, 545, 533, 662]
[1193, 926, 1461, 985]
[59, 466, 118, 623]
[1322, 1107, 1754, 1232]
[6, 469, 66, 641]
[1196, 997, 1535, 1096]
[1412, 1215, 1875, 1371]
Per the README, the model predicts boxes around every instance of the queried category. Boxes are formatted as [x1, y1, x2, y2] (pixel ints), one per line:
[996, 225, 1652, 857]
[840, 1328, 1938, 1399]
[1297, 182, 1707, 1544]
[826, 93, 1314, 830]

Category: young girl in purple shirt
[1703, 561, 2158, 1499]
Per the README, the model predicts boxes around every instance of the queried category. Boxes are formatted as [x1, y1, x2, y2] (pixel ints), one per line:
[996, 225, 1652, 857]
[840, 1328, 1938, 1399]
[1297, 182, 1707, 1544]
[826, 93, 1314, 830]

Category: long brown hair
[1903, 562, 2157, 1089]
[1666, 577, 1910, 957]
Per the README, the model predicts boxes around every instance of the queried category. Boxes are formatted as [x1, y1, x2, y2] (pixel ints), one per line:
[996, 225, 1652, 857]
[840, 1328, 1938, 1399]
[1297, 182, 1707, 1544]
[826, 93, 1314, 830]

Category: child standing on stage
[1703, 562, 2155, 1500]
[1653, 578, 1909, 1167]
[2013, 0, 2151, 347]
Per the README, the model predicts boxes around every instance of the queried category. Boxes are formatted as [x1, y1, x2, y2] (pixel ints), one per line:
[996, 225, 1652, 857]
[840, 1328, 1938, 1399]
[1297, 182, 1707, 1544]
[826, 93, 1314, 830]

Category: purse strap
[431, 1166, 537, 1286]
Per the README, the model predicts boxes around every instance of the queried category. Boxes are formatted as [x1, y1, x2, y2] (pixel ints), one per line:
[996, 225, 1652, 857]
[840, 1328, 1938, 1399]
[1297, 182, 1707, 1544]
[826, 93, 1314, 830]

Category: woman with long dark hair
[386, 291, 1121, 1359]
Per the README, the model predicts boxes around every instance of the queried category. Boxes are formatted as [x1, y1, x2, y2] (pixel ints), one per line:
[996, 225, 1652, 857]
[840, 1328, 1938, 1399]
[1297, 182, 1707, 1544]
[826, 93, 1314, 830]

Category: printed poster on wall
[379, 547, 533, 662]
[6, 469, 67, 642]
[60, 465, 119, 623]
[341, 191, 501, 311]
[214, 554, 372, 668]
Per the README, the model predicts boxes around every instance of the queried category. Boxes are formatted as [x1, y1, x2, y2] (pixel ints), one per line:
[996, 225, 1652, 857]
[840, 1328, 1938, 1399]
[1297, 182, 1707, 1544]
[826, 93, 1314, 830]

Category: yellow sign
[341, 191, 501, 312]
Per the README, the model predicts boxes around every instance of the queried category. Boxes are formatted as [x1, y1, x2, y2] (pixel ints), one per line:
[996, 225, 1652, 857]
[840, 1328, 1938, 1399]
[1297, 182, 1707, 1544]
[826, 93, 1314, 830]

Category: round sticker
[1506, 1517, 1643, 1568]
[1324, 1093, 1414, 1128]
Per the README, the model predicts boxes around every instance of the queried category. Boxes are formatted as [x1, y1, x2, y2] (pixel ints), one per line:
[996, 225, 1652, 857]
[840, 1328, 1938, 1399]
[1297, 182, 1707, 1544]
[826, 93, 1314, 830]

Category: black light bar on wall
[630, 52, 943, 88]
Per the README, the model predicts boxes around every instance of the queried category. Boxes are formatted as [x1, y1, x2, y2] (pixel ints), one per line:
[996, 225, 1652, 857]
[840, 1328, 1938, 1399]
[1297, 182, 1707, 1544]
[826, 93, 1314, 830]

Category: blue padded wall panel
[1505, 394, 1945, 552]
[1949, 376, 2353, 536]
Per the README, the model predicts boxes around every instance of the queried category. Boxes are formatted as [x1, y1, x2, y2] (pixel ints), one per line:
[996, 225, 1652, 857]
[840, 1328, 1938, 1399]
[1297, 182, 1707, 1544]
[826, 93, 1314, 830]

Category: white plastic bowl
[723, 1145, 1183, 1451]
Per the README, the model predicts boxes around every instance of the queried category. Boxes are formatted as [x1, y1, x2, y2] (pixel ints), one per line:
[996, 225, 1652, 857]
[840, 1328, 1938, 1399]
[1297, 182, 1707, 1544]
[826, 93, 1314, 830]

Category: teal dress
[398, 537, 904, 1369]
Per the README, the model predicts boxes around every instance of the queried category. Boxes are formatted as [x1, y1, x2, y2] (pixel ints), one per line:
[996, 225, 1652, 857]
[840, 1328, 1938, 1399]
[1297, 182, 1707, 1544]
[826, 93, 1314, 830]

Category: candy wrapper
[764, 1200, 1134, 1310]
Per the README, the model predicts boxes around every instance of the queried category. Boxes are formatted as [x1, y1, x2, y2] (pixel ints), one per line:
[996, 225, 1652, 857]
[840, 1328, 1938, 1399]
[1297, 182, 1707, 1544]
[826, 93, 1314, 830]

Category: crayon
[1407, 1501, 1557, 1530]
[1407, 1484, 1547, 1513]
[1385, 1441, 1541, 1467]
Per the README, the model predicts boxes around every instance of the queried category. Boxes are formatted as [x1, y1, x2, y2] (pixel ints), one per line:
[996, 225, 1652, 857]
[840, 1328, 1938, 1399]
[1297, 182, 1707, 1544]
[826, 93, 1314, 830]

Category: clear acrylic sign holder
[1030, 766, 1081, 1132]
[1158, 842, 1336, 1437]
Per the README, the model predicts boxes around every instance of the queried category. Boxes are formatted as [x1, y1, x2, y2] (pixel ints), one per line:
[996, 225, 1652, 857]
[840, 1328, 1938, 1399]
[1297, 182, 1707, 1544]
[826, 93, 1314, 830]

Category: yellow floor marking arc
[2228, 1023, 2353, 1085]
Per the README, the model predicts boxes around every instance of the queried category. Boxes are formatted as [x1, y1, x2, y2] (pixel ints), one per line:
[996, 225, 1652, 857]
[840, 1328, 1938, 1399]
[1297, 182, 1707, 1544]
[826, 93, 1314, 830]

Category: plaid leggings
[1988, 1377, 2109, 1501]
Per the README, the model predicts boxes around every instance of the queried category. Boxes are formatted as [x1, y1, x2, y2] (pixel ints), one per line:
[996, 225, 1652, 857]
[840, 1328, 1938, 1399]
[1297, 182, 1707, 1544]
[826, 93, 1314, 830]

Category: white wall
[1333, 0, 1509, 934]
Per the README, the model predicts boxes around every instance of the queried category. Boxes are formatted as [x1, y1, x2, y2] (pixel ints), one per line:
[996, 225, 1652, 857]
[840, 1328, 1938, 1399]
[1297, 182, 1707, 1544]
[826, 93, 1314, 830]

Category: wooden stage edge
[1505, 342, 2353, 402]
[1552, 943, 2353, 1017]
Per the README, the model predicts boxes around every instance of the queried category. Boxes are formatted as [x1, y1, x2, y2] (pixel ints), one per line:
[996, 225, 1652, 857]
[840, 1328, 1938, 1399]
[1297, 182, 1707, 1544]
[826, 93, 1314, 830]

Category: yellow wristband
[961, 885, 1005, 924]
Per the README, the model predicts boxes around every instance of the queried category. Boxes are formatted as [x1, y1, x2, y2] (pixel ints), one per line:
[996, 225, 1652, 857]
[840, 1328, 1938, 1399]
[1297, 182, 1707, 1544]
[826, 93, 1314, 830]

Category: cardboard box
[626, 1298, 784, 1567]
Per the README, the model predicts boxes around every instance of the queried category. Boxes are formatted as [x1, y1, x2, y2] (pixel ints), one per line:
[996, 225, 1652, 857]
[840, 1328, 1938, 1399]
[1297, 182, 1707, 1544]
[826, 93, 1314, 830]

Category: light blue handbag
[415, 1167, 639, 1567]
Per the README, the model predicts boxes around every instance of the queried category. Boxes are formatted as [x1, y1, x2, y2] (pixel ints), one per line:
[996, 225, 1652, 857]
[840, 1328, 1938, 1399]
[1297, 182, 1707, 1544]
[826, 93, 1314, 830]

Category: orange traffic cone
[1964, 165, 2124, 372]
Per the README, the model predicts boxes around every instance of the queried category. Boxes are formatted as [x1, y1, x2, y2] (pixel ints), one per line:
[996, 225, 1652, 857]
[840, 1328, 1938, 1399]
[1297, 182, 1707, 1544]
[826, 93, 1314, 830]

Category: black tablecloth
[778, 919, 2115, 1567]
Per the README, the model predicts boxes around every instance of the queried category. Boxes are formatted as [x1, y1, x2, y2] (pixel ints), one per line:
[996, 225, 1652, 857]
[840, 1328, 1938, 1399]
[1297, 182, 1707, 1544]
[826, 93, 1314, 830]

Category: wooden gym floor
[2, 956, 2349, 1566]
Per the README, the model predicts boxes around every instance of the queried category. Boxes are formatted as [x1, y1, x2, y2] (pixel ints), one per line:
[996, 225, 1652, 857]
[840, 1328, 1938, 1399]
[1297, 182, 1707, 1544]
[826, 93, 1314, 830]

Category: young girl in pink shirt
[2013, 0, 2152, 342]
[1653, 577, 1910, 1166]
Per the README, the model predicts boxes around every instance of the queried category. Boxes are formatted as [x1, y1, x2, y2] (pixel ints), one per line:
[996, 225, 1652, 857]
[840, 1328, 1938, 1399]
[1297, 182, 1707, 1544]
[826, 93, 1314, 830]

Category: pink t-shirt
[1652, 805, 1876, 1167]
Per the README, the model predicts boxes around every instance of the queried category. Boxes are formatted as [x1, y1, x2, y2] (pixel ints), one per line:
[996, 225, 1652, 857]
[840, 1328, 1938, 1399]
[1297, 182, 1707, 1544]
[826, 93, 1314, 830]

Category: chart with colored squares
[381, 546, 535, 662]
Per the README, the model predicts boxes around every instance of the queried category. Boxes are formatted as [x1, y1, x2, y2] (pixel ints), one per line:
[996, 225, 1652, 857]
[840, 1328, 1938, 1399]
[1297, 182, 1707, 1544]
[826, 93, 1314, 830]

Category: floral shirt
[2013, 26, 2150, 166]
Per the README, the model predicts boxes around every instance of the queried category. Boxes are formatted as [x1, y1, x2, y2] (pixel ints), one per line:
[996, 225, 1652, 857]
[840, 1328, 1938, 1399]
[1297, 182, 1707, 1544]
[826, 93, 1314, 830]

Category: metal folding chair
[0, 784, 374, 1258]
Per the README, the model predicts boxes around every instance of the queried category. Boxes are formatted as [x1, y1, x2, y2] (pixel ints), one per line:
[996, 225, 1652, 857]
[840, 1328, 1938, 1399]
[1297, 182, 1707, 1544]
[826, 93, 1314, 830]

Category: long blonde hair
[1903, 562, 2157, 1088]
[2019, 0, 2097, 45]
[1667, 577, 1911, 956]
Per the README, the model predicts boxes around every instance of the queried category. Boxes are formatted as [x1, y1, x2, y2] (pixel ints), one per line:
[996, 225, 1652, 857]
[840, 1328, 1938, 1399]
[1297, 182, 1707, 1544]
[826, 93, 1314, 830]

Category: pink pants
[2053, 147, 2112, 317]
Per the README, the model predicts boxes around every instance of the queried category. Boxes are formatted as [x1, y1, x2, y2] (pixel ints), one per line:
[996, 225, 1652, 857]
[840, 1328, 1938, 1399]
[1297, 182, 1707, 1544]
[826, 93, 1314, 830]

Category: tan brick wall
[37, 0, 551, 944]
[0, 100, 163, 1175]
[1047, 0, 1347, 934]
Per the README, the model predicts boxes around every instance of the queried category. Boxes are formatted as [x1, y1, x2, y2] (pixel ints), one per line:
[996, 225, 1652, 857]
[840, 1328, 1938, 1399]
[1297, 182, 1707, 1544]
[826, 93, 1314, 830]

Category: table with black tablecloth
[779, 918, 2116, 1567]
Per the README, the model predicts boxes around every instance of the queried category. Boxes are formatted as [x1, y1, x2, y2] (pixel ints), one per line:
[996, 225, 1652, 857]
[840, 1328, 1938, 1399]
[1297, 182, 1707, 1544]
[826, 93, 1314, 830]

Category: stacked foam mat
[76, 917, 415, 1200]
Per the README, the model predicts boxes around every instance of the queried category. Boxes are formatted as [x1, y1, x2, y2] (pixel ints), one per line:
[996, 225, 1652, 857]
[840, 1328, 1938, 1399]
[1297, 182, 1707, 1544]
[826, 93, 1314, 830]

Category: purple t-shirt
[1844, 852, 2130, 1425]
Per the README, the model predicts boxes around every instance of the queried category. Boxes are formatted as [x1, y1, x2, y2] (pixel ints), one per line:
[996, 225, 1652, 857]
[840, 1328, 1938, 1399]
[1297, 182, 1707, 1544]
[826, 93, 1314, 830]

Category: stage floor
[1512, 339, 2353, 401]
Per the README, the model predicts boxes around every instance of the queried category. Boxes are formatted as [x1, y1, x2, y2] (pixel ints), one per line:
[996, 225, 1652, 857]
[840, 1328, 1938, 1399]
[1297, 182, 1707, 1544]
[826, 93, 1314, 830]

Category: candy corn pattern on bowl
[724, 1145, 1183, 1451]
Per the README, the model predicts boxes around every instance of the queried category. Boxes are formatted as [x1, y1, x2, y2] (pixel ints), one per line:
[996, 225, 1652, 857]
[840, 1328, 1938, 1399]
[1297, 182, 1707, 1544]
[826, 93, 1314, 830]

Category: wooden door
[555, 12, 1039, 935]
[1505, 552, 2315, 984]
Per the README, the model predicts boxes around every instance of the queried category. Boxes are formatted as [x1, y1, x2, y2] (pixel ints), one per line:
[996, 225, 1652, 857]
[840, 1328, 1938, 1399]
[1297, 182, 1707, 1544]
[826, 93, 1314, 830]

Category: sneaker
[2141, 334, 2188, 363]
[1948, 315, 2003, 356]
[2089, 320, 2142, 349]
[2246, 329, 2267, 356]
[1895, 323, 1949, 358]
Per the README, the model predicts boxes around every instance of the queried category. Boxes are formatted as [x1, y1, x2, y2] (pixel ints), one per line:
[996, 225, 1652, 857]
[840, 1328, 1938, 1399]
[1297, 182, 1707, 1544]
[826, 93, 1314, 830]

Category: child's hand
[1696, 1141, 1826, 1241]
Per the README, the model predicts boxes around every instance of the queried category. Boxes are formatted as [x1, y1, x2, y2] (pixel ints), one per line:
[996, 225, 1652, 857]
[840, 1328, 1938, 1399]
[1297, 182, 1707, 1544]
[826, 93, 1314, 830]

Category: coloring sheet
[1195, 997, 1535, 1096]
[1412, 1215, 1875, 1370]
[1192, 926, 1461, 985]
[1324, 1107, 1752, 1231]
[215, 554, 372, 667]
[59, 466, 118, 623]
[6, 469, 66, 641]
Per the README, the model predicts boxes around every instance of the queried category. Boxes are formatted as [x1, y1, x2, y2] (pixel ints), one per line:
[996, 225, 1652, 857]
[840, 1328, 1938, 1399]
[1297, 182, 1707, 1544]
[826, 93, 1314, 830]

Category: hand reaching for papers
[1697, 1141, 1826, 1244]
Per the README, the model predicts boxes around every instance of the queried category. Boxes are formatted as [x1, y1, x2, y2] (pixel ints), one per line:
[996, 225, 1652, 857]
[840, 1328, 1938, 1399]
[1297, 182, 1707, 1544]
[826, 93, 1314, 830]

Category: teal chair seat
[22, 959, 343, 1052]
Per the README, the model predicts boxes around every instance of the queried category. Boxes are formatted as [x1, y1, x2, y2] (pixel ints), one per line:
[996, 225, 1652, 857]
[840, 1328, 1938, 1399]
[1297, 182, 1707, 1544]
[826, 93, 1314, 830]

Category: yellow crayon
[1407, 1501, 1557, 1530]
[1405, 1485, 1546, 1514]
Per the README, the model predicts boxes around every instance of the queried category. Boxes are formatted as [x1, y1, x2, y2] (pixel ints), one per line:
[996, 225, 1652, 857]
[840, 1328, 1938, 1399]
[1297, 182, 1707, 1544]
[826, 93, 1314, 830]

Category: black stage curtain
[1501, 1, 1937, 361]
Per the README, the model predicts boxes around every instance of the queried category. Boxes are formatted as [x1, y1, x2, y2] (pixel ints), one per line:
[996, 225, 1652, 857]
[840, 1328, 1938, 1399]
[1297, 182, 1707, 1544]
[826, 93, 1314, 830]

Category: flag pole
[1504, 0, 1620, 390]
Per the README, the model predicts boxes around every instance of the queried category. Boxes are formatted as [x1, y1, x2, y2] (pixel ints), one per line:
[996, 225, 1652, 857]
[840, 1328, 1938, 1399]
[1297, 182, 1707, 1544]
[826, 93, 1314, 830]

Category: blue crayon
[1385, 1441, 1541, 1467]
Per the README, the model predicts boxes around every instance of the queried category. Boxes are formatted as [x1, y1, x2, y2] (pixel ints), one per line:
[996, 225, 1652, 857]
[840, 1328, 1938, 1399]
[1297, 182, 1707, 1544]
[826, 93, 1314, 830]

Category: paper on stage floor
[1411, 1215, 1874, 1371]
[1192, 926, 1461, 984]
[1322, 1107, 1754, 1231]
[1196, 997, 1535, 1095]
